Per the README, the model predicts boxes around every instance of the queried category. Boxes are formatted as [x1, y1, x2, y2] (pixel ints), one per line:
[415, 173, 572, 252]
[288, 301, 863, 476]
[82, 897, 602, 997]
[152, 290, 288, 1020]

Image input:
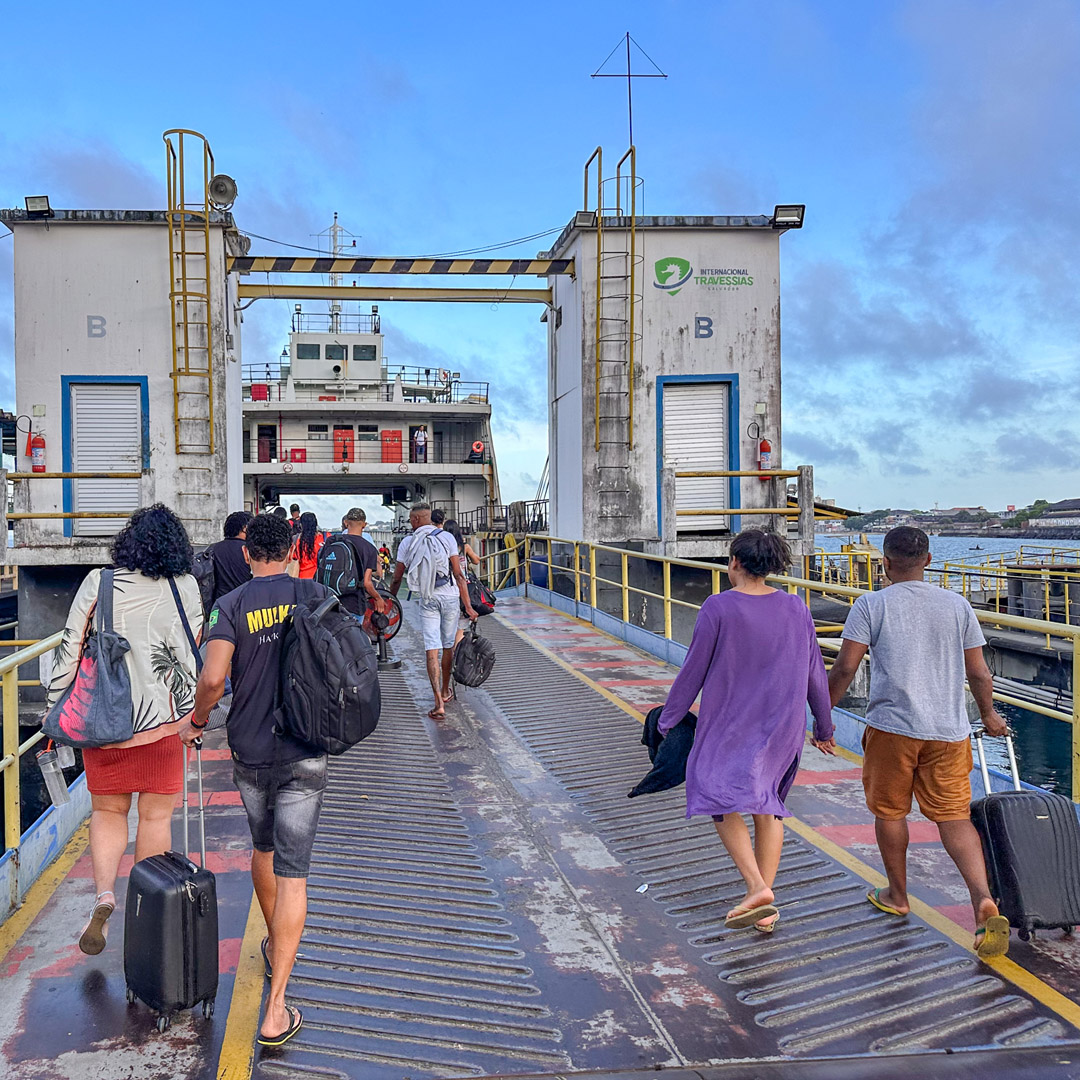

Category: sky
[0, 0, 1077, 519]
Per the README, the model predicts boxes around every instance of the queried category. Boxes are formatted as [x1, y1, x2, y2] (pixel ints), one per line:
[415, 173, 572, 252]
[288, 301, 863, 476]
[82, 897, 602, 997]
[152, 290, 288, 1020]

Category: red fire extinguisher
[758, 437, 772, 481]
[30, 432, 46, 473]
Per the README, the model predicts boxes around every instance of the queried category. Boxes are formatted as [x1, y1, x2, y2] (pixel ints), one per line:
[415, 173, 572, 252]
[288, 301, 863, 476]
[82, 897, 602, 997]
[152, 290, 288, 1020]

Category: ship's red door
[381, 429, 403, 463]
[334, 426, 355, 463]
[257, 424, 276, 463]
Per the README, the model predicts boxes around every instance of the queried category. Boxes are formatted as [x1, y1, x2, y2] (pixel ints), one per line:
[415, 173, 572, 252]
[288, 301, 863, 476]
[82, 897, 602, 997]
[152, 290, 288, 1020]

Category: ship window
[308, 424, 329, 441]
[295, 343, 320, 360]
[353, 344, 377, 362]
[326, 344, 346, 362]
[357, 424, 378, 441]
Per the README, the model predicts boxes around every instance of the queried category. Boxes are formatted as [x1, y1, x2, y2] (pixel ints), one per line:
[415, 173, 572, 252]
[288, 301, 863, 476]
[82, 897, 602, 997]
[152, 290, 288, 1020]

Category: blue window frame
[61, 376, 150, 538]
[655, 373, 741, 537]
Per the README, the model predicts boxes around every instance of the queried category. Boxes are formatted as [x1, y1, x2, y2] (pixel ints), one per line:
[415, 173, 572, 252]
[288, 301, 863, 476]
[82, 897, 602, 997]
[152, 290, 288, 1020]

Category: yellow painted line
[502, 600, 1080, 1034]
[216, 891, 266, 1080]
[0, 823, 89, 966]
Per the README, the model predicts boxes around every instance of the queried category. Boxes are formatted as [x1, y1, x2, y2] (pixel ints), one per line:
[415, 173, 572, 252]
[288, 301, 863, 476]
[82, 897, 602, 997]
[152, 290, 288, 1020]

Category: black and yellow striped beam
[236, 283, 552, 304]
[227, 256, 574, 276]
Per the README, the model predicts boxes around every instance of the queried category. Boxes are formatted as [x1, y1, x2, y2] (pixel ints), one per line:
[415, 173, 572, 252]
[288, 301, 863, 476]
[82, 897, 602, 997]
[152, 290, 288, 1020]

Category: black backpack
[278, 592, 381, 755]
[452, 622, 496, 688]
[462, 572, 496, 618]
[316, 536, 362, 597]
[192, 548, 216, 616]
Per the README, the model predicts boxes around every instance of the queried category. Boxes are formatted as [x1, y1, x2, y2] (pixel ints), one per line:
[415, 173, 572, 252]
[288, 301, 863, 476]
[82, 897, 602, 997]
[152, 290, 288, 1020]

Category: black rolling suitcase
[124, 743, 218, 1031]
[971, 730, 1080, 941]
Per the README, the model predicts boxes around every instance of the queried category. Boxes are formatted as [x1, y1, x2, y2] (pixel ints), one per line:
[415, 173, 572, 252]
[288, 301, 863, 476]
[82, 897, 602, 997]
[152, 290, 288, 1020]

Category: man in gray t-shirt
[828, 527, 1010, 959]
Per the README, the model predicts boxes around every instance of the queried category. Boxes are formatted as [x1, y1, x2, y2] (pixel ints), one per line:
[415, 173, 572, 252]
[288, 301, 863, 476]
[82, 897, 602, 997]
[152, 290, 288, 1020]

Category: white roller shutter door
[663, 382, 730, 532]
[71, 383, 142, 536]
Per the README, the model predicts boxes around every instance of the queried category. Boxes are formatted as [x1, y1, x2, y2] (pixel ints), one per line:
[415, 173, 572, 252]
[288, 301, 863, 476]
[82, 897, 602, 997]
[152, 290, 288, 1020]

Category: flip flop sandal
[257, 1005, 303, 1047]
[428, 709, 445, 720]
[867, 888, 906, 917]
[755, 911, 781, 934]
[261, 936, 273, 979]
[725, 903, 779, 930]
[78, 892, 116, 956]
[975, 915, 1010, 959]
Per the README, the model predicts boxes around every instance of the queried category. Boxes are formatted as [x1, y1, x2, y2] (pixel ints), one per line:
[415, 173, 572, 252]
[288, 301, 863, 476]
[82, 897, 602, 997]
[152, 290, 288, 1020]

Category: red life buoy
[471, 441, 484, 454]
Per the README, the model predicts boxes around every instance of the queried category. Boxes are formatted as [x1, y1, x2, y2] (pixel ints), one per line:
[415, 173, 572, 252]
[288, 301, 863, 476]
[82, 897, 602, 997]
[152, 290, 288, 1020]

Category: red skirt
[83, 735, 184, 796]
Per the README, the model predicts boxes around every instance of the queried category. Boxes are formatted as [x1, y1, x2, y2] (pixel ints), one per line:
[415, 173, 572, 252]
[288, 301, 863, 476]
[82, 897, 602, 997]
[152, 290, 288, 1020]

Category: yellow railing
[519, 534, 1080, 801]
[0, 634, 63, 855]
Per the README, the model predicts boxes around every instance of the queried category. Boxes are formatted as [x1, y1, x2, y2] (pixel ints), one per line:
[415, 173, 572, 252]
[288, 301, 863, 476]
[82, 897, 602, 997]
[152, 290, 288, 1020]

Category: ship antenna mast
[329, 211, 343, 334]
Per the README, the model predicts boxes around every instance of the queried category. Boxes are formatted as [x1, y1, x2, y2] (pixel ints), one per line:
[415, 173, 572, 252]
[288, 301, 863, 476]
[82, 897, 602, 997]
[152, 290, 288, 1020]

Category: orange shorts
[861, 726, 973, 823]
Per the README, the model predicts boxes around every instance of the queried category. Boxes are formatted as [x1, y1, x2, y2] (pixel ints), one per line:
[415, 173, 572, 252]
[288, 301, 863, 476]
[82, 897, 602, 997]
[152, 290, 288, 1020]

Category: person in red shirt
[289, 512, 324, 578]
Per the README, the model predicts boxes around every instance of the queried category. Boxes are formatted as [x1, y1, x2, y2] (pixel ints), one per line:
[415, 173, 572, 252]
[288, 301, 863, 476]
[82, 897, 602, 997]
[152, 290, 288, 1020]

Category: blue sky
[1, 0, 1078, 516]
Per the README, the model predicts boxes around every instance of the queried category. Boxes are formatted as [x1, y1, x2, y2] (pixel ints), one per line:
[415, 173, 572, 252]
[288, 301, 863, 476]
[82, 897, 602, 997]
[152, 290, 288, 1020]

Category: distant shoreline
[818, 528, 1080, 541]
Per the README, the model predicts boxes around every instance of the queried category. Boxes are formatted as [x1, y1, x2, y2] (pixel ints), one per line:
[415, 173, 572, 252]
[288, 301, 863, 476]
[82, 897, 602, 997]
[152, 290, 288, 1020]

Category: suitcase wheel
[156, 1015, 171, 1034]
[1065, 926, 1075, 937]
[1019, 929, 1032, 942]
[202, 998, 215, 1019]
[125, 988, 137, 1006]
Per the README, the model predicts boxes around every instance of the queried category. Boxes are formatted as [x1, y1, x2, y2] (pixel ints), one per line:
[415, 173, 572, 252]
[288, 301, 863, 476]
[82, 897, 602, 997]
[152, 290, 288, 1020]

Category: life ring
[471, 441, 484, 454]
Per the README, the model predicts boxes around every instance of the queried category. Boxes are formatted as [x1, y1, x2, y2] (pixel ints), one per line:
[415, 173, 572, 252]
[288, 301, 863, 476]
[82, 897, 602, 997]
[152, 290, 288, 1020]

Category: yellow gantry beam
[228, 256, 574, 276]
[236, 284, 552, 304]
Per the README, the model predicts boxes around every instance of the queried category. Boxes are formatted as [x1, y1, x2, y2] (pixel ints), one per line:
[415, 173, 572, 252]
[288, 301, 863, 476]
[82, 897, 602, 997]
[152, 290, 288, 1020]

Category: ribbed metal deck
[261, 607, 1079, 1079]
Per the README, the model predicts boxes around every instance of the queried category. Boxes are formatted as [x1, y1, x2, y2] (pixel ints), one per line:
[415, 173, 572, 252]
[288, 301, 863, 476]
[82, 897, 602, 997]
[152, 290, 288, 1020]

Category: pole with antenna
[592, 32, 667, 150]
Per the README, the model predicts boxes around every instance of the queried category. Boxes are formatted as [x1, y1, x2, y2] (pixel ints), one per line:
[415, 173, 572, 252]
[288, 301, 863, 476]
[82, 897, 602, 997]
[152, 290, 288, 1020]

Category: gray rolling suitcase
[971, 731, 1080, 941]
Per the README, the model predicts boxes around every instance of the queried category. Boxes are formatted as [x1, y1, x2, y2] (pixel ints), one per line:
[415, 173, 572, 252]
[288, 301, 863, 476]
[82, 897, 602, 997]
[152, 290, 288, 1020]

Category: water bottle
[55, 744, 76, 770]
[36, 748, 70, 807]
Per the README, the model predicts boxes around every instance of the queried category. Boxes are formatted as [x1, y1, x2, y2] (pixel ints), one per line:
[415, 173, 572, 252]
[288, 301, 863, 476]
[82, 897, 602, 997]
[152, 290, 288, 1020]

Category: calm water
[815, 533, 1078, 795]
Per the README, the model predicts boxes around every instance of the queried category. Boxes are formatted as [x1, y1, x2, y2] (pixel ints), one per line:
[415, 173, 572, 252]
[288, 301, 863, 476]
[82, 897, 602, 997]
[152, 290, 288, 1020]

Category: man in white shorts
[390, 503, 477, 718]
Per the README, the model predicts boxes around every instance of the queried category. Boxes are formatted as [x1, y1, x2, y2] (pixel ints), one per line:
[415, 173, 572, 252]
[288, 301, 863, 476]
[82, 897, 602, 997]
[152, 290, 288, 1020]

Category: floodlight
[574, 211, 598, 229]
[772, 204, 805, 229]
[24, 196, 53, 219]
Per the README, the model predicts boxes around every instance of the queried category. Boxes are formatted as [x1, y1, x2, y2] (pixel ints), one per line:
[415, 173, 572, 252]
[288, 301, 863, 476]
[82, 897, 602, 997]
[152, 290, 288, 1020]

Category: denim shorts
[233, 755, 328, 878]
[419, 590, 460, 650]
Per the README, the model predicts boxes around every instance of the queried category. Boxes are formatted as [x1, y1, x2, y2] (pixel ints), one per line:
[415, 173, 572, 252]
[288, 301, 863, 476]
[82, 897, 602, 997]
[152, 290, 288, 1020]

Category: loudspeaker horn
[207, 174, 238, 210]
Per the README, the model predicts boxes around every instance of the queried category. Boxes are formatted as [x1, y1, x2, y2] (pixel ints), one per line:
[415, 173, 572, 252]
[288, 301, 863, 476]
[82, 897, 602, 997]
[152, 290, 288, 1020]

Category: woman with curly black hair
[289, 511, 324, 579]
[46, 504, 204, 956]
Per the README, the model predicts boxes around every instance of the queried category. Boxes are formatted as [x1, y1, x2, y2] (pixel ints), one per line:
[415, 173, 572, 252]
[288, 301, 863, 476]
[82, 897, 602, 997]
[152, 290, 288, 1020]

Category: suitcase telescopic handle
[182, 743, 208, 869]
[974, 729, 1022, 796]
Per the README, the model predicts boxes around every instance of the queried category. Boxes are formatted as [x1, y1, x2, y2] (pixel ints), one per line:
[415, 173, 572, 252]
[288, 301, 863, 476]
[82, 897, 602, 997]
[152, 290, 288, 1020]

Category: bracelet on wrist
[190, 716, 209, 730]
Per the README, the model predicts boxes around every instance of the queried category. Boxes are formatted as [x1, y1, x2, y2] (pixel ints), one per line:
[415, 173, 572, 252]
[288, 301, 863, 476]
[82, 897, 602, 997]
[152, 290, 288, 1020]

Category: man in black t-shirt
[337, 507, 384, 618]
[180, 513, 326, 1049]
[209, 510, 253, 605]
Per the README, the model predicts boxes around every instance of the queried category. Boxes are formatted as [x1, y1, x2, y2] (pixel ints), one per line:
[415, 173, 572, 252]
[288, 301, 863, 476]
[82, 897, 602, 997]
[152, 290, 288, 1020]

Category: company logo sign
[653, 257, 693, 296]
[654, 256, 755, 296]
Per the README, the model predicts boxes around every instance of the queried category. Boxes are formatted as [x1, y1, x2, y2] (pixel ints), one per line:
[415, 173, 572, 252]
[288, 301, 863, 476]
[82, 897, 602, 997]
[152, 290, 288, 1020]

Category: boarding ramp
[1, 597, 1080, 1079]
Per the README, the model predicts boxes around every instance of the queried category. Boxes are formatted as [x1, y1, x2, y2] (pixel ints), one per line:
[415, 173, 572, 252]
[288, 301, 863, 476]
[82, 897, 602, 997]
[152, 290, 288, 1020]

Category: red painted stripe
[576, 661, 663, 669]
[187, 790, 244, 807]
[219, 936, 243, 974]
[198, 747, 233, 761]
[68, 849, 251, 878]
[791, 769, 863, 786]
[816, 821, 942, 846]
[936, 903, 977, 933]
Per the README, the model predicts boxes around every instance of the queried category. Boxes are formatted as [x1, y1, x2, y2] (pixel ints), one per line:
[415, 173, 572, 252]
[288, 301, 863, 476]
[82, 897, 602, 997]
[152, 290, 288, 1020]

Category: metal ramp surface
[260, 606, 1080, 1079]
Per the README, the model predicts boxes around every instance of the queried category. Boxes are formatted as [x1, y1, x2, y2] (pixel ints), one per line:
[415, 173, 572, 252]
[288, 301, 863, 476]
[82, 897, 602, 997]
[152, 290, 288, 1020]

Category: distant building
[1026, 499, 1080, 529]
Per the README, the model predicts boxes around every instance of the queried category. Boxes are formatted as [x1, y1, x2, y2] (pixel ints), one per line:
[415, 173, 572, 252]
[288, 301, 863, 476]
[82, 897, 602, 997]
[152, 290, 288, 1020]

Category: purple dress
[657, 590, 834, 819]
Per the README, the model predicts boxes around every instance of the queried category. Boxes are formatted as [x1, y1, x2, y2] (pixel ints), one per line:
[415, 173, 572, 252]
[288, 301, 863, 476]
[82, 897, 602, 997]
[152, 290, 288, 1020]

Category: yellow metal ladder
[164, 130, 215, 527]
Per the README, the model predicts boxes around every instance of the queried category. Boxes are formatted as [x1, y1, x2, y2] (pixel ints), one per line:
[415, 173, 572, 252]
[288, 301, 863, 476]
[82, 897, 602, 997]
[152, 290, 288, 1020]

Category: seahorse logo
[654, 257, 693, 296]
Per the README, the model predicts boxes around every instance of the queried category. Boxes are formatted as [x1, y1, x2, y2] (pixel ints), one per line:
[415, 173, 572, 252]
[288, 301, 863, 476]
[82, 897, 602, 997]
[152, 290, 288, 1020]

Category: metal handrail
[522, 533, 1080, 801]
[1, 633, 63, 855]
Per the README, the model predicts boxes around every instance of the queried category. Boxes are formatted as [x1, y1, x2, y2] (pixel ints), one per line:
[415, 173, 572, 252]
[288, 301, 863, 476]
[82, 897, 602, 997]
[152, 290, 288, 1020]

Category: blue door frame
[656, 373, 741, 537]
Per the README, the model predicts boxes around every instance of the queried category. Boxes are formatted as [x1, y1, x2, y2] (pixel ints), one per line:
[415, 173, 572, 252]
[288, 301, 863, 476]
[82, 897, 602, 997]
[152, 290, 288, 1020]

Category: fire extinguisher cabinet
[381, 429, 403, 463]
